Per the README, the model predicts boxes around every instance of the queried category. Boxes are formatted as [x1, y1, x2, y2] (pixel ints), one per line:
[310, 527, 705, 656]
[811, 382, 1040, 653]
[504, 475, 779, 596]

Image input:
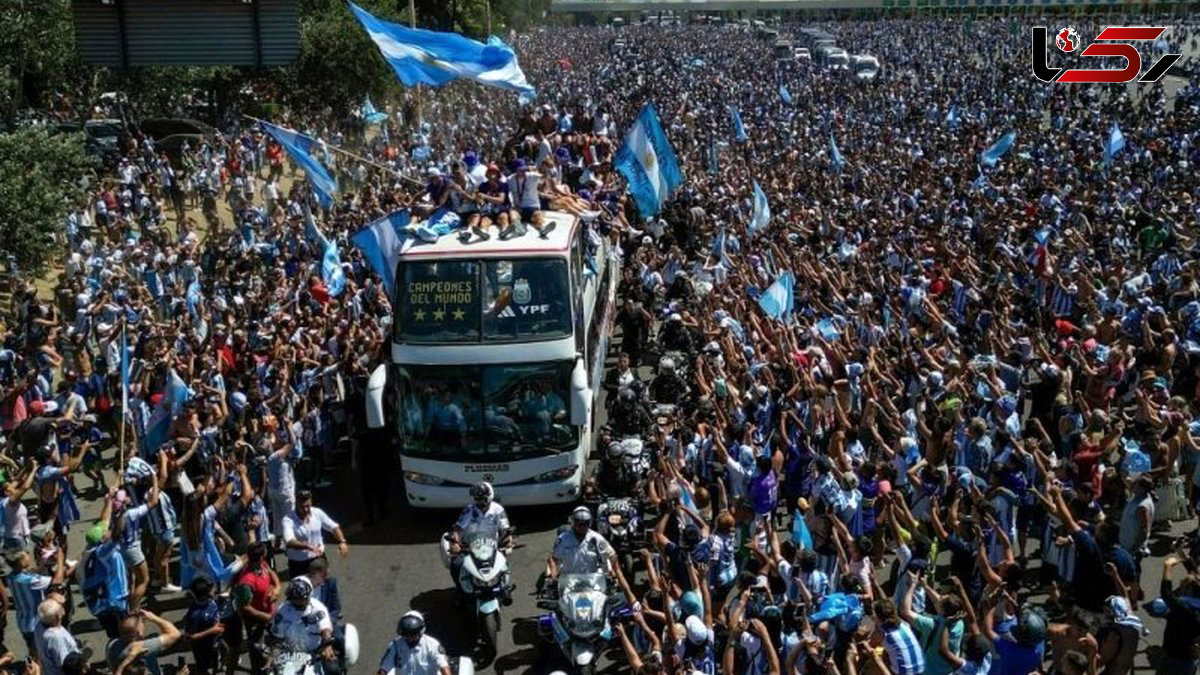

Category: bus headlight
[535, 465, 579, 483]
[404, 471, 445, 486]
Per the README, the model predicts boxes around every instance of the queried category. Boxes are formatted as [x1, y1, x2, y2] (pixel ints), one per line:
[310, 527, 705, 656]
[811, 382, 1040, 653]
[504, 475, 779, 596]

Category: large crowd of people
[2, 11, 1200, 675]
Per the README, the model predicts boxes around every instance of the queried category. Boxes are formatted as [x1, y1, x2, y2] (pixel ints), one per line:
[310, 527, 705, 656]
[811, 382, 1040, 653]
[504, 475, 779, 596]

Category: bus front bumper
[403, 477, 582, 508]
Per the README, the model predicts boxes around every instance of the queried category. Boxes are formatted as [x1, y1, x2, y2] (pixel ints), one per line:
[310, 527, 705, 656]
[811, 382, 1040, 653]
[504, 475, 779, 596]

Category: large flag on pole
[259, 121, 338, 209]
[349, 2, 535, 100]
[613, 103, 684, 220]
[779, 85, 793, 106]
[980, 130, 1017, 168]
[748, 181, 770, 235]
[351, 210, 411, 297]
[1103, 122, 1125, 167]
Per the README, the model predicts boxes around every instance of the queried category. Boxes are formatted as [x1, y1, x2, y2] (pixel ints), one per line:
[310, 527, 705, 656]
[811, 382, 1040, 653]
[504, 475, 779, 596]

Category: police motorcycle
[266, 582, 361, 675]
[536, 511, 628, 675]
[439, 520, 512, 656]
[584, 437, 650, 578]
[537, 572, 626, 675]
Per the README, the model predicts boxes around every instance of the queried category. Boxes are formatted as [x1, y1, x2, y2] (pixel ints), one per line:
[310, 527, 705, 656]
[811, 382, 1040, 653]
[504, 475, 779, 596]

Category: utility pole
[486, 0, 492, 35]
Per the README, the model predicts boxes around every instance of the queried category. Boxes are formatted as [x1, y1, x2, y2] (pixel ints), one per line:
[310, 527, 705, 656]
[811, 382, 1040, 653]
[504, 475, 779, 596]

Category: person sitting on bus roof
[500, 159, 555, 241]
[474, 164, 510, 241]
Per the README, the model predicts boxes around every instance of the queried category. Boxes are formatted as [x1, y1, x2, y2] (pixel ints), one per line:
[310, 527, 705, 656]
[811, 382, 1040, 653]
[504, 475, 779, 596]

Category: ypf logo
[1032, 26, 1181, 84]
[1055, 27, 1079, 52]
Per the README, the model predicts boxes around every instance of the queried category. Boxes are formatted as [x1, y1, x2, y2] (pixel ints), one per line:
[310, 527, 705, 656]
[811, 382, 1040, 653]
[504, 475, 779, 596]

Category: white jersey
[378, 635, 448, 675]
[552, 529, 614, 575]
[270, 599, 333, 653]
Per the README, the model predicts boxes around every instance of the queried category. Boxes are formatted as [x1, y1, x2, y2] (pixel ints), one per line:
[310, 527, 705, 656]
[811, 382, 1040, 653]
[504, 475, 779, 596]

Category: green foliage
[0, 128, 97, 275]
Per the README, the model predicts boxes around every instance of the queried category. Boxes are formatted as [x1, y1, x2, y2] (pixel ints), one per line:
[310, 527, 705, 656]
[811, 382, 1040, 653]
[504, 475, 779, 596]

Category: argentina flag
[758, 272, 795, 321]
[614, 103, 684, 219]
[730, 106, 748, 143]
[980, 130, 1017, 167]
[260, 121, 338, 208]
[748, 181, 770, 235]
[1103, 122, 1125, 167]
[350, 2, 535, 100]
[351, 209, 411, 297]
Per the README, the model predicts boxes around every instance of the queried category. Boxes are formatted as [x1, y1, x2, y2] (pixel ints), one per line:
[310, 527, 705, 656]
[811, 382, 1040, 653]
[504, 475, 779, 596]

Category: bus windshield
[396, 361, 578, 461]
[396, 258, 571, 343]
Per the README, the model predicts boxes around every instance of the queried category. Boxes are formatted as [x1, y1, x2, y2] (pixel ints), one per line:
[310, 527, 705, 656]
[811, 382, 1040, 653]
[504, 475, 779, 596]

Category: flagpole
[409, 0, 422, 131]
[119, 322, 126, 478]
[241, 114, 424, 187]
[485, 0, 492, 35]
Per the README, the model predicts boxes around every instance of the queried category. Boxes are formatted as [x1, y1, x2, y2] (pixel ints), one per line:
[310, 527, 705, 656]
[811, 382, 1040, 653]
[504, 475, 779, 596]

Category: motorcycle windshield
[463, 521, 501, 544]
[559, 572, 606, 595]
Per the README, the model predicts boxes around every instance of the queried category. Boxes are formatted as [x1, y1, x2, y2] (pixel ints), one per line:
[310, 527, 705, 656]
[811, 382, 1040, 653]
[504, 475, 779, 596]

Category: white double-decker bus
[365, 212, 615, 507]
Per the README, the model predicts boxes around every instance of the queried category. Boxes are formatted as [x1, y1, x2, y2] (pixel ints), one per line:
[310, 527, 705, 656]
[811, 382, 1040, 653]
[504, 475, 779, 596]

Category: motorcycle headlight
[404, 471, 445, 486]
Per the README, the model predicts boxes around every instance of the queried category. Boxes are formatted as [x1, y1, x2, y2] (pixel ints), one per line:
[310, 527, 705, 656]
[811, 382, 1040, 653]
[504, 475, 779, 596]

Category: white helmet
[660, 357, 676, 373]
[470, 481, 494, 508]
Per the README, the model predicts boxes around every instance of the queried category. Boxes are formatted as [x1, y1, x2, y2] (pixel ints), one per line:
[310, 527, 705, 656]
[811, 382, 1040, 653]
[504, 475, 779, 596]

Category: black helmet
[286, 577, 312, 607]
[398, 611, 425, 639]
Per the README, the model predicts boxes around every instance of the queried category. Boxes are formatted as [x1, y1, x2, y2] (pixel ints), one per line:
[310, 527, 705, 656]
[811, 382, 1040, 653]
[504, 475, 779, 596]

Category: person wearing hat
[548, 506, 616, 579]
[474, 163, 511, 238]
[79, 489, 128, 639]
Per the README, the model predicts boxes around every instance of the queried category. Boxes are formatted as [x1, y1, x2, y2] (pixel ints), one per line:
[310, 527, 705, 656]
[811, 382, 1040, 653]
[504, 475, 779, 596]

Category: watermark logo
[1032, 26, 1181, 84]
[1056, 27, 1079, 53]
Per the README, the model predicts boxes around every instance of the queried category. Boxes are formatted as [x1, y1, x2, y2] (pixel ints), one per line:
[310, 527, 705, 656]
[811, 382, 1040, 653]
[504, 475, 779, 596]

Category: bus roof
[398, 211, 579, 260]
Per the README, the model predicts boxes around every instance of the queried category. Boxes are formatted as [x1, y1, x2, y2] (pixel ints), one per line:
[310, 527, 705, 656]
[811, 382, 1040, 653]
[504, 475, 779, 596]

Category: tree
[0, 128, 96, 275]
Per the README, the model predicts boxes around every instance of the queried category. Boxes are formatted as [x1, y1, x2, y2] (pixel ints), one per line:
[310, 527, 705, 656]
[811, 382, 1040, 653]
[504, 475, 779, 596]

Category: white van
[851, 54, 881, 79]
[826, 48, 850, 69]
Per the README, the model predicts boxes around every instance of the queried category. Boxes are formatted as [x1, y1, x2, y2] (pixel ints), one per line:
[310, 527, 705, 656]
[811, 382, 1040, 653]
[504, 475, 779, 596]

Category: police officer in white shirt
[271, 578, 339, 673]
[549, 506, 616, 578]
[377, 612, 450, 675]
[448, 482, 512, 593]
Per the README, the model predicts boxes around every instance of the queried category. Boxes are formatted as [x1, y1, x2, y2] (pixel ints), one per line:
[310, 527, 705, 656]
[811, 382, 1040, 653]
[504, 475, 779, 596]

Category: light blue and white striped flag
[351, 209, 411, 297]
[779, 85, 793, 106]
[304, 207, 346, 297]
[758, 272, 795, 321]
[944, 105, 960, 130]
[1103, 122, 1125, 167]
[748, 181, 770, 235]
[350, 2, 535, 100]
[141, 369, 191, 453]
[830, 133, 846, 172]
[730, 106, 748, 143]
[613, 103, 684, 219]
[260, 121, 338, 209]
[980, 130, 1017, 168]
[362, 95, 389, 124]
